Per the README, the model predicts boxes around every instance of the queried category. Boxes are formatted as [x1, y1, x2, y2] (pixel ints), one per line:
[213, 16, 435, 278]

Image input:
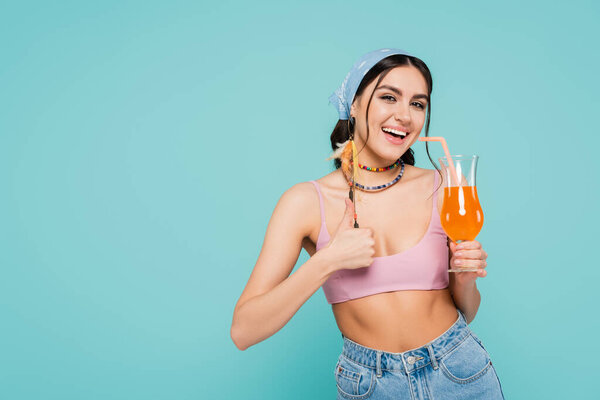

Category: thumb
[337, 198, 356, 230]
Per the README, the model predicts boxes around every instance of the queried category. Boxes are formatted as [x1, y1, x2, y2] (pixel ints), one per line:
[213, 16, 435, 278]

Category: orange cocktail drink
[440, 185, 484, 243]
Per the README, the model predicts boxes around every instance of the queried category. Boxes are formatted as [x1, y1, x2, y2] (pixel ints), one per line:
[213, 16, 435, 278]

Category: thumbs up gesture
[322, 198, 376, 271]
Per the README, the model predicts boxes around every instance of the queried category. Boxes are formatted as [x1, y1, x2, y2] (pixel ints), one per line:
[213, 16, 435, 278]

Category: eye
[412, 102, 425, 109]
[381, 95, 396, 102]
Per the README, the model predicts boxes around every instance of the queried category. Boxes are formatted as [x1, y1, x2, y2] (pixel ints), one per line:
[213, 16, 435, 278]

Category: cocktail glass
[438, 155, 484, 272]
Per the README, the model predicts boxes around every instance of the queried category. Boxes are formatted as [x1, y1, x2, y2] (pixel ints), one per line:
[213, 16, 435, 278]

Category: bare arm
[447, 237, 483, 324]
[449, 275, 481, 324]
[230, 183, 336, 351]
[231, 250, 336, 350]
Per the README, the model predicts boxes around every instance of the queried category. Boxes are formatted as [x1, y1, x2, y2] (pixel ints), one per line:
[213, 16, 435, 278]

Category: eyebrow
[376, 85, 429, 101]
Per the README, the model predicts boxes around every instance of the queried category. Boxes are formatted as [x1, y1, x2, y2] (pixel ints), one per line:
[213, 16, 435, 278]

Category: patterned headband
[328, 48, 412, 120]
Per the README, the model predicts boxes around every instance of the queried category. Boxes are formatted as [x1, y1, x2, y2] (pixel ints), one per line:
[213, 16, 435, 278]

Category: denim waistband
[341, 309, 469, 374]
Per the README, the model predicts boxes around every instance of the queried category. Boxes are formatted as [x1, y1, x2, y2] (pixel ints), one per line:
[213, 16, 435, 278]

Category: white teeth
[382, 127, 407, 137]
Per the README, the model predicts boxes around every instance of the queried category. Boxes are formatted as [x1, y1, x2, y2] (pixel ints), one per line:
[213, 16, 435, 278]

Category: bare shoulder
[404, 165, 443, 207]
[279, 173, 344, 234]
[313, 168, 347, 190]
[402, 165, 436, 184]
[282, 181, 317, 203]
[410, 165, 442, 182]
[276, 181, 321, 235]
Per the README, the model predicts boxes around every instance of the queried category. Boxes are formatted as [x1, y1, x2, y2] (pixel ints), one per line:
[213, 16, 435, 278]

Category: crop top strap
[309, 180, 327, 232]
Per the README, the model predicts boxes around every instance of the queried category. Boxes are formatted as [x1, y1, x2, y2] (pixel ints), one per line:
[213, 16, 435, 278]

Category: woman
[231, 48, 505, 399]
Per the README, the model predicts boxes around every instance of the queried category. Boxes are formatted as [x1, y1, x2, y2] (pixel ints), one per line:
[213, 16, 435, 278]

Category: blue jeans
[334, 309, 505, 399]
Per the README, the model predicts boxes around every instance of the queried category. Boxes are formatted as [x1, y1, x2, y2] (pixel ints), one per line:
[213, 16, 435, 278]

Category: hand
[322, 198, 375, 271]
[449, 240, 488, 285]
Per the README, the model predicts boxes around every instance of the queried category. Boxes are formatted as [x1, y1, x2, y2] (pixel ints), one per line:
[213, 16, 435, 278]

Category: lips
[382, 126, 409, 135]
[381, 127, 409, 145]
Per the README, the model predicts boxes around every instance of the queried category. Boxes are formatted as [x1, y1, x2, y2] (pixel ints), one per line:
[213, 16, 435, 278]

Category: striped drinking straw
[418, 137, 460, 186]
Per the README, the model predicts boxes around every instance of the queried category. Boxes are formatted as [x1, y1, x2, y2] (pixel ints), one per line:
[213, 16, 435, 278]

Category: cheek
[366, 109, 388, 129]
[410, 112, 426, 130]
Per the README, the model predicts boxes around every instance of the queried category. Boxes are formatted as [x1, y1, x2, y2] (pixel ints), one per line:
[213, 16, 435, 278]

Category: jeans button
[407, 356, 416, 364]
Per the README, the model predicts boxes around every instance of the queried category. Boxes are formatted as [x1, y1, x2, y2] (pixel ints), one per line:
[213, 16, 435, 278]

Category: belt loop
[401, 353, 409, 375]
[376, 351, 382, 378]
[427, 344, 438, 370]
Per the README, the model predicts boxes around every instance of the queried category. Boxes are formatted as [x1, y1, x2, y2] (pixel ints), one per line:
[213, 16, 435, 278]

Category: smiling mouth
[381, 127, 409, 138]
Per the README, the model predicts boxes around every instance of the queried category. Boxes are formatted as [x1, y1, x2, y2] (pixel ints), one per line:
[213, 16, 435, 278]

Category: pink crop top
[309, 172, 450, 304]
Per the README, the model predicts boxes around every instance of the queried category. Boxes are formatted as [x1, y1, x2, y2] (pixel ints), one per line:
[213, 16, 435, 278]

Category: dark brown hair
[330, 54, 440, 186]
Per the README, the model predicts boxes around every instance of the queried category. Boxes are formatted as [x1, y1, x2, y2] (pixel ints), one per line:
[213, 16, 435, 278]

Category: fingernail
[455, 259, 463, 265]
[455, 252, 463, 257]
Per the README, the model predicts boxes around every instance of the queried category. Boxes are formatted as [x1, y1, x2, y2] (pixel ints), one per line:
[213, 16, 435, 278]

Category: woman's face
[350, 65, 430, 164]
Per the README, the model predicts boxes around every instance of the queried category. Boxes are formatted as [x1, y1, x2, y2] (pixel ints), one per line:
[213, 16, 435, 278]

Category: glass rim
[438, 154, 479, 161]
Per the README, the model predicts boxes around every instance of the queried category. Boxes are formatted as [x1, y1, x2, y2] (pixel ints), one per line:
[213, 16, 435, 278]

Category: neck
[346, 132, 413, 186]
[350, 148, 408, 186]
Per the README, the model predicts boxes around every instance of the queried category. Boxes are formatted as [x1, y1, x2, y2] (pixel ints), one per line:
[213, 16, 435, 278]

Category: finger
[453, 257, 486, 269]
[454, 249, 484, 260]
[456, 240, 481, 250]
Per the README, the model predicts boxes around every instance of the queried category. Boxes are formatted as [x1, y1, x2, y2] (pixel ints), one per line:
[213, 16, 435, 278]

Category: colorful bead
[350, 158, 401, 172]
[344, 159, 405, 192]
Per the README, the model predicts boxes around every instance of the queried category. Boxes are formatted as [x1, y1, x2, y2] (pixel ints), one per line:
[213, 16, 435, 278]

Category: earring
[347, 116, 355, 135]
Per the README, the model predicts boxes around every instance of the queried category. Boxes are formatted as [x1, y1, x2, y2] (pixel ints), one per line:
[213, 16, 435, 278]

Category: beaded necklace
[351, 159, 401, 172]
[343, 158, 405, 192]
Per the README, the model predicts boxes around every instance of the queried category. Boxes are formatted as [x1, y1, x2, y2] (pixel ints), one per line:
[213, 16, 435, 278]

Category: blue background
[2, 1, 599, 398]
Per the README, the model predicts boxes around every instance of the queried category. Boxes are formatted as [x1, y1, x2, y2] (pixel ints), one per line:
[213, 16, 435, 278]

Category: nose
[394, 103, 411, 124]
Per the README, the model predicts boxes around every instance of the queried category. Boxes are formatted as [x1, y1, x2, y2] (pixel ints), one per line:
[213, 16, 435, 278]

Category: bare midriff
[331, 289, 459, 353]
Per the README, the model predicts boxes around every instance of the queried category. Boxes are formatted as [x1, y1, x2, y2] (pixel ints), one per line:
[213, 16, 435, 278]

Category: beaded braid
[338, 133, 360, 228]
